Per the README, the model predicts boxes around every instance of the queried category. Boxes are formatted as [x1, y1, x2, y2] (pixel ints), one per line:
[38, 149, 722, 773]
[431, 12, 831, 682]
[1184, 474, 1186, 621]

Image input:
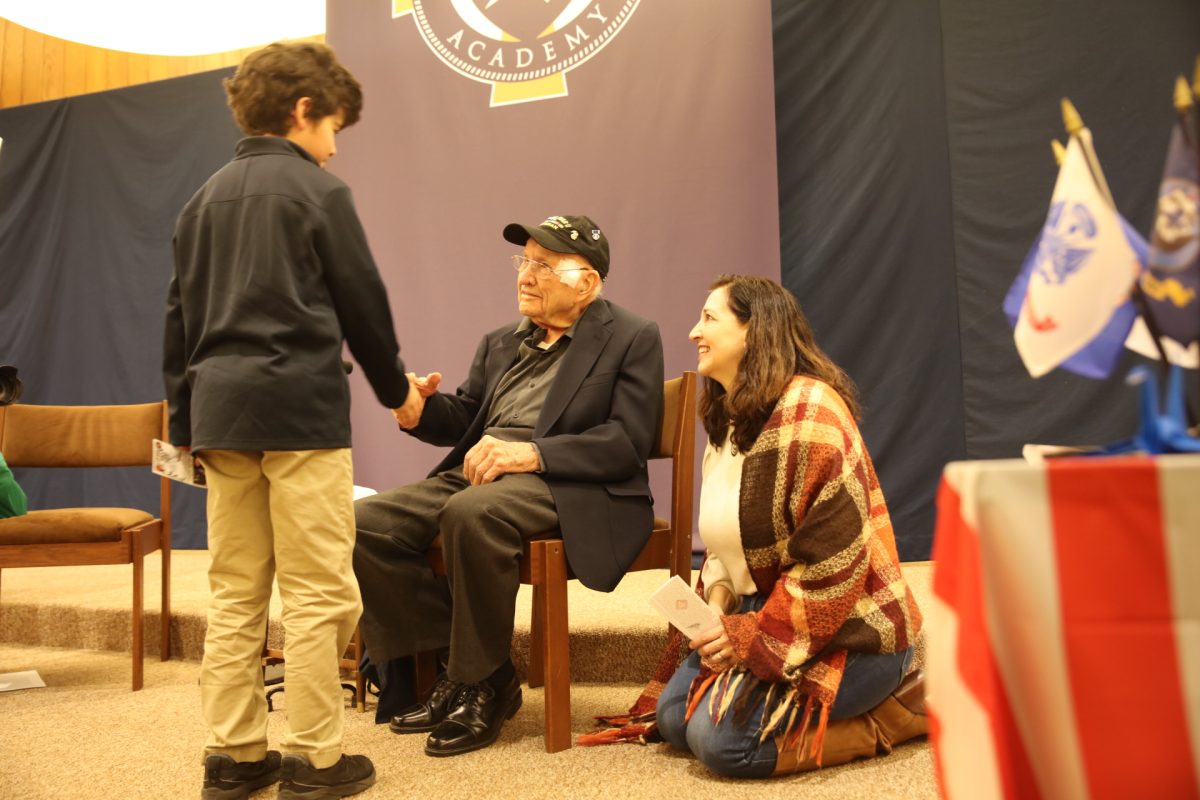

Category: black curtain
[0, 69, 240, 548]
[773, 0, 964, 560]
[772, 0, 1200, 560]
[942, 0, 1200, 461]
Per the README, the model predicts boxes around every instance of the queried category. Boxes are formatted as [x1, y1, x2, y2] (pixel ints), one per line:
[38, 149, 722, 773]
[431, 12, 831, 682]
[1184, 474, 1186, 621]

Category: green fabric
[0, 451, 27, 518]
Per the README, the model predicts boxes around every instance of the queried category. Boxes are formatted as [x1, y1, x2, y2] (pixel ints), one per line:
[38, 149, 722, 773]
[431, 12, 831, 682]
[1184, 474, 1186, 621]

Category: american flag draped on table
[929, 455, 1200, 800]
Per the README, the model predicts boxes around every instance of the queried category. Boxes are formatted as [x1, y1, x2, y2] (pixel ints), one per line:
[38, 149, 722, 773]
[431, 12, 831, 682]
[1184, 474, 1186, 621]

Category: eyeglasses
[511, 254, 589, 280]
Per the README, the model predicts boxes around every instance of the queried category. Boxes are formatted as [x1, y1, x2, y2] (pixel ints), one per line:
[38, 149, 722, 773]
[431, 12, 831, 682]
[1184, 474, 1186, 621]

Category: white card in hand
[151, 439, 207, 487]
[649, 575, 722, 638]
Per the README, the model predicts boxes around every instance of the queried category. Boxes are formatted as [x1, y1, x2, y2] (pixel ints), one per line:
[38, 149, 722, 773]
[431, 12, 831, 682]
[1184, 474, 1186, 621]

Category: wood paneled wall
[0, 18, 324, 109]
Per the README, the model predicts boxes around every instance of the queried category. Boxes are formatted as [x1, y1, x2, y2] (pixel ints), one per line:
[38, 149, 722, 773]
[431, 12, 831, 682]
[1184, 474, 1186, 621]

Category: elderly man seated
[353, 214, 664, 757]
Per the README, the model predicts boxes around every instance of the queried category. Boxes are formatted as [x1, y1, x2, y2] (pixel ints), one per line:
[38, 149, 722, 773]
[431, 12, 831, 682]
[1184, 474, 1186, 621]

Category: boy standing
[164, 42, 417, 800]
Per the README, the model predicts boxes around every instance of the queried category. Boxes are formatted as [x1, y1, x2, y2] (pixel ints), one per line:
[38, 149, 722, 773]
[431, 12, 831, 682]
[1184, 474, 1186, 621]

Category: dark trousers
[352, 466, 558, 684]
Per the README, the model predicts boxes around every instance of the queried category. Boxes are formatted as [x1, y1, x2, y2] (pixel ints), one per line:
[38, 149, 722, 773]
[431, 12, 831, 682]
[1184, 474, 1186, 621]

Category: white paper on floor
[0, 670, 47, 692]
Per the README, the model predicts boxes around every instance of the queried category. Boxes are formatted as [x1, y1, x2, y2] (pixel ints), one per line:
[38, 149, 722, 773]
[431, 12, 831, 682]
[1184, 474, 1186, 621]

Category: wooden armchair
[420, 371, 697, 752]
[0, 402, 171, 690]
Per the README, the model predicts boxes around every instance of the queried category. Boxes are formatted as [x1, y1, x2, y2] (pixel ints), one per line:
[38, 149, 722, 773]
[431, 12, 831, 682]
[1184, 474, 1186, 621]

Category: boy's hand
[392, 372, 440, 428]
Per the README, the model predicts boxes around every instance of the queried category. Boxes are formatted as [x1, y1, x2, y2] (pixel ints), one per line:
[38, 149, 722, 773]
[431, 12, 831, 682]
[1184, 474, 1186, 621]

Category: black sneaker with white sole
[201, 751, 282, 800]
[277, 754, 376, 800]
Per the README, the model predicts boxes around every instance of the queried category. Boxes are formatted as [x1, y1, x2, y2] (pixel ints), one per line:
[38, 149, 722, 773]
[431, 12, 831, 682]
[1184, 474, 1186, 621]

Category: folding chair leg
[537, 540, 571, 753]
[132, 545, 144, 691]
[350, 626, 365, 712]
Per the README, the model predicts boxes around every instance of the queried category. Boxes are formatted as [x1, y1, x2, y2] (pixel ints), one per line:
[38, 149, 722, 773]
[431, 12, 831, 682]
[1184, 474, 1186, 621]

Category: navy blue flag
[1142, 119, 1200, 347]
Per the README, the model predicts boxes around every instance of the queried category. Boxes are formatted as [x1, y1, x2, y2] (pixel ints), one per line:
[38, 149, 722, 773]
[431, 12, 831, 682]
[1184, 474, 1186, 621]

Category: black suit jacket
[410, 299, 664, 591]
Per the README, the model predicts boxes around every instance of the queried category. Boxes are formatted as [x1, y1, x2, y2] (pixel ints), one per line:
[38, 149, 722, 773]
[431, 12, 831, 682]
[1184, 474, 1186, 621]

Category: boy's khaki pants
[198, 448, 360, 769]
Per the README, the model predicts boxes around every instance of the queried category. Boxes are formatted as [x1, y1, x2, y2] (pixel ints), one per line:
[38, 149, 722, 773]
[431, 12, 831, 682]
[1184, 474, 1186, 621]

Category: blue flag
[1141, 119, 1200, 348]
[1004, 134, 1144, 379]
[1005, 215, 1146, 379]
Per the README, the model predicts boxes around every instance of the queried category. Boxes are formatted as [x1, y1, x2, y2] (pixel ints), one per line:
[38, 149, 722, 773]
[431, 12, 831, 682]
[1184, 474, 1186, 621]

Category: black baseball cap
[503, 215, 610, 279]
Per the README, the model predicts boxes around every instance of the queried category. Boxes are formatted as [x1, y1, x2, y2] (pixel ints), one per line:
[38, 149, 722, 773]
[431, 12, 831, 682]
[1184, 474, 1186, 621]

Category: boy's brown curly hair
[225, 42, 363, 136]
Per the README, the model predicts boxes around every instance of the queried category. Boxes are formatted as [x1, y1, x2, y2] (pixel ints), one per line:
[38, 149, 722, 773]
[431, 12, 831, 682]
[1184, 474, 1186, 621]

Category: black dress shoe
[423, 674, 522, 757]
[389, 674, 462, 734]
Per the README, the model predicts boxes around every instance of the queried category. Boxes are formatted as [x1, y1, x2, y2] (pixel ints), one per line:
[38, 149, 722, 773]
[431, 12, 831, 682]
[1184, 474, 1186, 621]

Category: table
[929, 455, 1200, 800]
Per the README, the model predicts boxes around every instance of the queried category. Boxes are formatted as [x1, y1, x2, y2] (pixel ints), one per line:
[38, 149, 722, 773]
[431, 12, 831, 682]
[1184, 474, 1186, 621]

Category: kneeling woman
[588, 275, 925, 777]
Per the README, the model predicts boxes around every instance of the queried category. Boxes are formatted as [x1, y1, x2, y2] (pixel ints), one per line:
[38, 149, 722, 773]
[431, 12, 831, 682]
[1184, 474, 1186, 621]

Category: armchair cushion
[0, 508, 154, 545]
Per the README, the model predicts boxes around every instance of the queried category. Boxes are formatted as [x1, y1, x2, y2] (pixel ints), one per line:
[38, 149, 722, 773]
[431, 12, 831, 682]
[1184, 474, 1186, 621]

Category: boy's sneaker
[201, 751, 282, 800]
[277, 754, 376, 799]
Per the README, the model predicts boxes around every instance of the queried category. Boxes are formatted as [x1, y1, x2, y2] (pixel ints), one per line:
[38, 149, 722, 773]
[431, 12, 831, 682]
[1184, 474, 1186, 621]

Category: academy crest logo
[393, 0, 641, 107]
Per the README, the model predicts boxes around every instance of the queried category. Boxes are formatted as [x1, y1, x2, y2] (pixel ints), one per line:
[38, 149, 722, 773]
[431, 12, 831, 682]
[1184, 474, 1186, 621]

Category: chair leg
[414, 651, 439, 700]
[528, 582, 545, 689]
[351, 626, 365, 713]
[538, 540, 571, 753]
[132, 543, 144, 691]
[160, 543, 171, 662]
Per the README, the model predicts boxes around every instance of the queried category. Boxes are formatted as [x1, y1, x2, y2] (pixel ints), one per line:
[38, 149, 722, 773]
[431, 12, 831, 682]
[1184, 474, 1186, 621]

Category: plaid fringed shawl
[580, 376, 922, 763]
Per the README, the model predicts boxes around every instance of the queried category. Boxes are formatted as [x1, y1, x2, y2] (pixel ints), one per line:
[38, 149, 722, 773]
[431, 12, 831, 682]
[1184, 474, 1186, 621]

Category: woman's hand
[706, 584, 737, 616]
[690, 623, 741, 674]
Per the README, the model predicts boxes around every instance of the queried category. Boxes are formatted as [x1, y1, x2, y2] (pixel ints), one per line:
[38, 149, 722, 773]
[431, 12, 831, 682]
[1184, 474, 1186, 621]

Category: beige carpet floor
[0, 643, 935, 800]
[0, 555, 936, 799]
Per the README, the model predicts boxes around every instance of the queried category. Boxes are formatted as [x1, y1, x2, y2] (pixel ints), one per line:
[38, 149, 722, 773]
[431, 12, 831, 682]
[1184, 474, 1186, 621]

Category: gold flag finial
[1175, 75, 1194, 113]
[1051, 139, 1066, 166]
[1061, 98, 1084, 136]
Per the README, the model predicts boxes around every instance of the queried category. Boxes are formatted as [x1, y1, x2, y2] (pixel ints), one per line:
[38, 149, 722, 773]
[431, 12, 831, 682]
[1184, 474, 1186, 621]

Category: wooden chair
[262, 624, 367, 712]
[419, 371, 697, 752]
[0, 402, 172, 690]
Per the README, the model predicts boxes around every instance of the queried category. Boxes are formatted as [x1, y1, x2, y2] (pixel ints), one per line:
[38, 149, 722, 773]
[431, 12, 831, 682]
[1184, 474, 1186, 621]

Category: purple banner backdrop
[328, 0, 780, 512]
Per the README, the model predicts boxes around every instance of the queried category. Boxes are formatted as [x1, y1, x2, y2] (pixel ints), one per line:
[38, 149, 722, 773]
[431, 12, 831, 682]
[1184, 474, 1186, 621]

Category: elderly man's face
[516, 239, 594, 330]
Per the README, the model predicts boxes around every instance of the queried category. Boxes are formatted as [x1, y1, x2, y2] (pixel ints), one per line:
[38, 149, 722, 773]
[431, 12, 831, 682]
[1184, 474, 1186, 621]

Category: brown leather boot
[771, 669, 928, 776]
[869, 668, 928, 749]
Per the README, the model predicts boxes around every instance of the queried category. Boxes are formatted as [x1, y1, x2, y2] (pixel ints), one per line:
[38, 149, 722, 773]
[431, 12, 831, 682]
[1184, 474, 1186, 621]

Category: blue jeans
[655, 595, 913, 778]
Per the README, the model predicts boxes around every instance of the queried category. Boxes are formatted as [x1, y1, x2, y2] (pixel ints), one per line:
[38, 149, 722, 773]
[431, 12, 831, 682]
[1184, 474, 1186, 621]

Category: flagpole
[1189, 62, 1200, 428]
[1061, 99, 1116, 204]
[1061, 98, 1174, 376]
[1193, 53, 1199, 104]
[1050, 139, 1066, 166]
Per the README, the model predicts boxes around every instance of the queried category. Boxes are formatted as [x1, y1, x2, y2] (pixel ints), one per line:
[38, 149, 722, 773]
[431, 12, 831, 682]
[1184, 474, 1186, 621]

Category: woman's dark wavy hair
[699, 275, 861, 453]
[225, 42, 363, 136]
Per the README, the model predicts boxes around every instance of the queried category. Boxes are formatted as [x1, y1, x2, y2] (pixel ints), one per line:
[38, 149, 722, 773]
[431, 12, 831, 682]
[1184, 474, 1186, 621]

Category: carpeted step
[0, 552, 931, 683]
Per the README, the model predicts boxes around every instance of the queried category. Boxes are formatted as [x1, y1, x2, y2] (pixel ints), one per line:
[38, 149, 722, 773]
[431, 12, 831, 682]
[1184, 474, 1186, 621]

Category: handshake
[391, 371, 442, 429]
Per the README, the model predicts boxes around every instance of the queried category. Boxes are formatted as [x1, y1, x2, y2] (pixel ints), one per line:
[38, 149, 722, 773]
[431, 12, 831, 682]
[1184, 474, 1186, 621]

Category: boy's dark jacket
[164, 136, 408, 450]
